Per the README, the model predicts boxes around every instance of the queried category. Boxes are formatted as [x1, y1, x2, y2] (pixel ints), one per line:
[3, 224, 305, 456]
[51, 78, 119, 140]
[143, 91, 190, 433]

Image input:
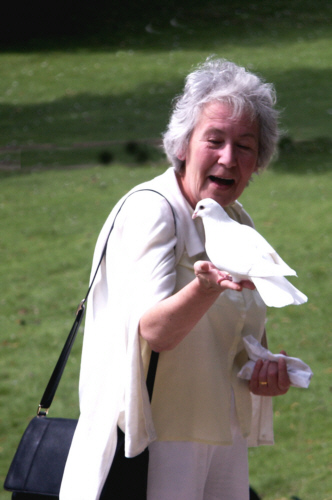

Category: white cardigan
[60, 168, 273, 500]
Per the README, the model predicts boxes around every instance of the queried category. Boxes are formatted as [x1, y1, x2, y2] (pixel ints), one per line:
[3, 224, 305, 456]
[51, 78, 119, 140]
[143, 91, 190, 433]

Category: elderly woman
[60, 58, 290, 500]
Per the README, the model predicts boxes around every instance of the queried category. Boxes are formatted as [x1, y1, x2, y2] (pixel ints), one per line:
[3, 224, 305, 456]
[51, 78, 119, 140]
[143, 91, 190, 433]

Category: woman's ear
[177, 150, 186, 161]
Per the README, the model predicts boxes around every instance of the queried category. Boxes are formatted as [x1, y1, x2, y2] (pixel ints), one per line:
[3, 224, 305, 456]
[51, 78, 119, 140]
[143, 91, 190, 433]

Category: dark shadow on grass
[273, 136, 332, 175]
[1, 0, 332, 51]
[1, 66, 332, 146]
[0, 66, 332, 174]
[0, 81, 181, 148]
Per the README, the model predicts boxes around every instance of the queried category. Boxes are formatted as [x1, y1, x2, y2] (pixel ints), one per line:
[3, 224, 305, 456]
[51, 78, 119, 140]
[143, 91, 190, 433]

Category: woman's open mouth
[209, 175, 235, 187]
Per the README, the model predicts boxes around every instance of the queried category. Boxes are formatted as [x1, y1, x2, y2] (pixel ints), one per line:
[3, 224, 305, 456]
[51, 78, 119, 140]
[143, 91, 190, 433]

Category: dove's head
[192, 198, 226, 220]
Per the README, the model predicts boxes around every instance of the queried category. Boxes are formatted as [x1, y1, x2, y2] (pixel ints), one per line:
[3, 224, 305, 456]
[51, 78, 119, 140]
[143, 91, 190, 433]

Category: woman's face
[177, 101, 260, 208]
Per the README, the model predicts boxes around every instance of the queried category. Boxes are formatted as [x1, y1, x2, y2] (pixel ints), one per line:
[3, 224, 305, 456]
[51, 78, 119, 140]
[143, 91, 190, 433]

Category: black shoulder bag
[4, 190, 176, 500]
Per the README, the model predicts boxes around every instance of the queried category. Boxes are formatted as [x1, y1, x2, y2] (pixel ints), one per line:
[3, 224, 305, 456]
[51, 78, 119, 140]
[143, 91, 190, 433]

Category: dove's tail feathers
[252, 276, 308, 308]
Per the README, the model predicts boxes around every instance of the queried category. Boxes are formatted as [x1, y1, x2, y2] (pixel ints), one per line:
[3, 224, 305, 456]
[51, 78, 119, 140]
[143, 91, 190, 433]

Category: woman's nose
[217, 143, 236, 167]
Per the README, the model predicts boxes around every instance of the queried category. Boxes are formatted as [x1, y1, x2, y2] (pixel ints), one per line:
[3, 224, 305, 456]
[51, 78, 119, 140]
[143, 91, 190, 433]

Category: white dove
[193, 198, 308, 308]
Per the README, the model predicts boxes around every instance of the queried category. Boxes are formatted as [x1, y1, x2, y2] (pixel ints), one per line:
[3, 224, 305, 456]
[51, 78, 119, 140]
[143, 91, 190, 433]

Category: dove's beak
[192, 211, 197, 220]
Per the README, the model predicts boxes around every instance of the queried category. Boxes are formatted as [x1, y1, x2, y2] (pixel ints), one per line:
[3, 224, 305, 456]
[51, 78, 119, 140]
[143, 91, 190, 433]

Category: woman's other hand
[249, 351, 291, 396]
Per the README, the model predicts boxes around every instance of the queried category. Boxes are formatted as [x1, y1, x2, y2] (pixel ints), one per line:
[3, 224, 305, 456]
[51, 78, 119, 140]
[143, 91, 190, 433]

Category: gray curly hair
[163, 57, 279, 172]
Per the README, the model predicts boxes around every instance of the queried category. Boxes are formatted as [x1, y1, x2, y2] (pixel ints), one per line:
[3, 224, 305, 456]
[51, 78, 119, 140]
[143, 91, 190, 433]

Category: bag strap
[38, 189, 176, 416]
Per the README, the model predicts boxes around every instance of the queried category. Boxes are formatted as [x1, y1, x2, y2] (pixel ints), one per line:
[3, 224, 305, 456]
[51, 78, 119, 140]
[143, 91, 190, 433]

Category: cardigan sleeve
[107, 190, 178, 314]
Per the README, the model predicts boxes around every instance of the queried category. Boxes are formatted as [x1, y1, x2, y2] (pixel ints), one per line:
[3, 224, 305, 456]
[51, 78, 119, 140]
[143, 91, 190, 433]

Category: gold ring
[260, 381, 268, 386]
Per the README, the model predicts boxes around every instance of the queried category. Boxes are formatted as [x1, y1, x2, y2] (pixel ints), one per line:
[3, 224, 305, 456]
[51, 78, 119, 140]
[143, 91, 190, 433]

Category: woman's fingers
[194, 261, 256, 292]
[249, 356, 290, 396]
[277, 356, 291, 392]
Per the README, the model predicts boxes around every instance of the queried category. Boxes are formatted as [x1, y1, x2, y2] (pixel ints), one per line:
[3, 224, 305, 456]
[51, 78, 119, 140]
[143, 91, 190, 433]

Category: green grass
[1, 162, 332, 500]
[1, 1, 332, 498]
[241, 165, 332, 499]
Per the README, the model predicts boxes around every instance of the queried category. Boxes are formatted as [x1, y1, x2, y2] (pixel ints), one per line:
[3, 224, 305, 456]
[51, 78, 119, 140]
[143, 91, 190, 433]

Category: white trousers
[147, 428, 249, 500]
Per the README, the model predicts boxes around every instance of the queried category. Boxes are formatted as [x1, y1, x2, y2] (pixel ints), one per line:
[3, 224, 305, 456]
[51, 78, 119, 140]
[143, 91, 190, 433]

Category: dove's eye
[198, 205, 205, 210]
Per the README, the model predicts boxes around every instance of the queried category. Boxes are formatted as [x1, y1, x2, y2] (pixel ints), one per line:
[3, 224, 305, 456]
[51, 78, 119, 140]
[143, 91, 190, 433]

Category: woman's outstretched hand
[194, 260, 256, 293]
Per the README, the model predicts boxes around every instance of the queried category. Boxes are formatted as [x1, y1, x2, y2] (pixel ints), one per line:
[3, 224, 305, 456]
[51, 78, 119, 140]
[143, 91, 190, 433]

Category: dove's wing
[205, 218, 296, 278]
[248, 256, 297, 278]
[252, 276, 308, 308]
[239, 225, 297, 276]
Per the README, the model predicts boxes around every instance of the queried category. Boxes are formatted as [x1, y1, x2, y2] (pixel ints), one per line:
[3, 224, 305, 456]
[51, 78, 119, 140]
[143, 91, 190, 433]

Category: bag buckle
[76, 299, 85, 316]
[37, 405, 49, 416]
